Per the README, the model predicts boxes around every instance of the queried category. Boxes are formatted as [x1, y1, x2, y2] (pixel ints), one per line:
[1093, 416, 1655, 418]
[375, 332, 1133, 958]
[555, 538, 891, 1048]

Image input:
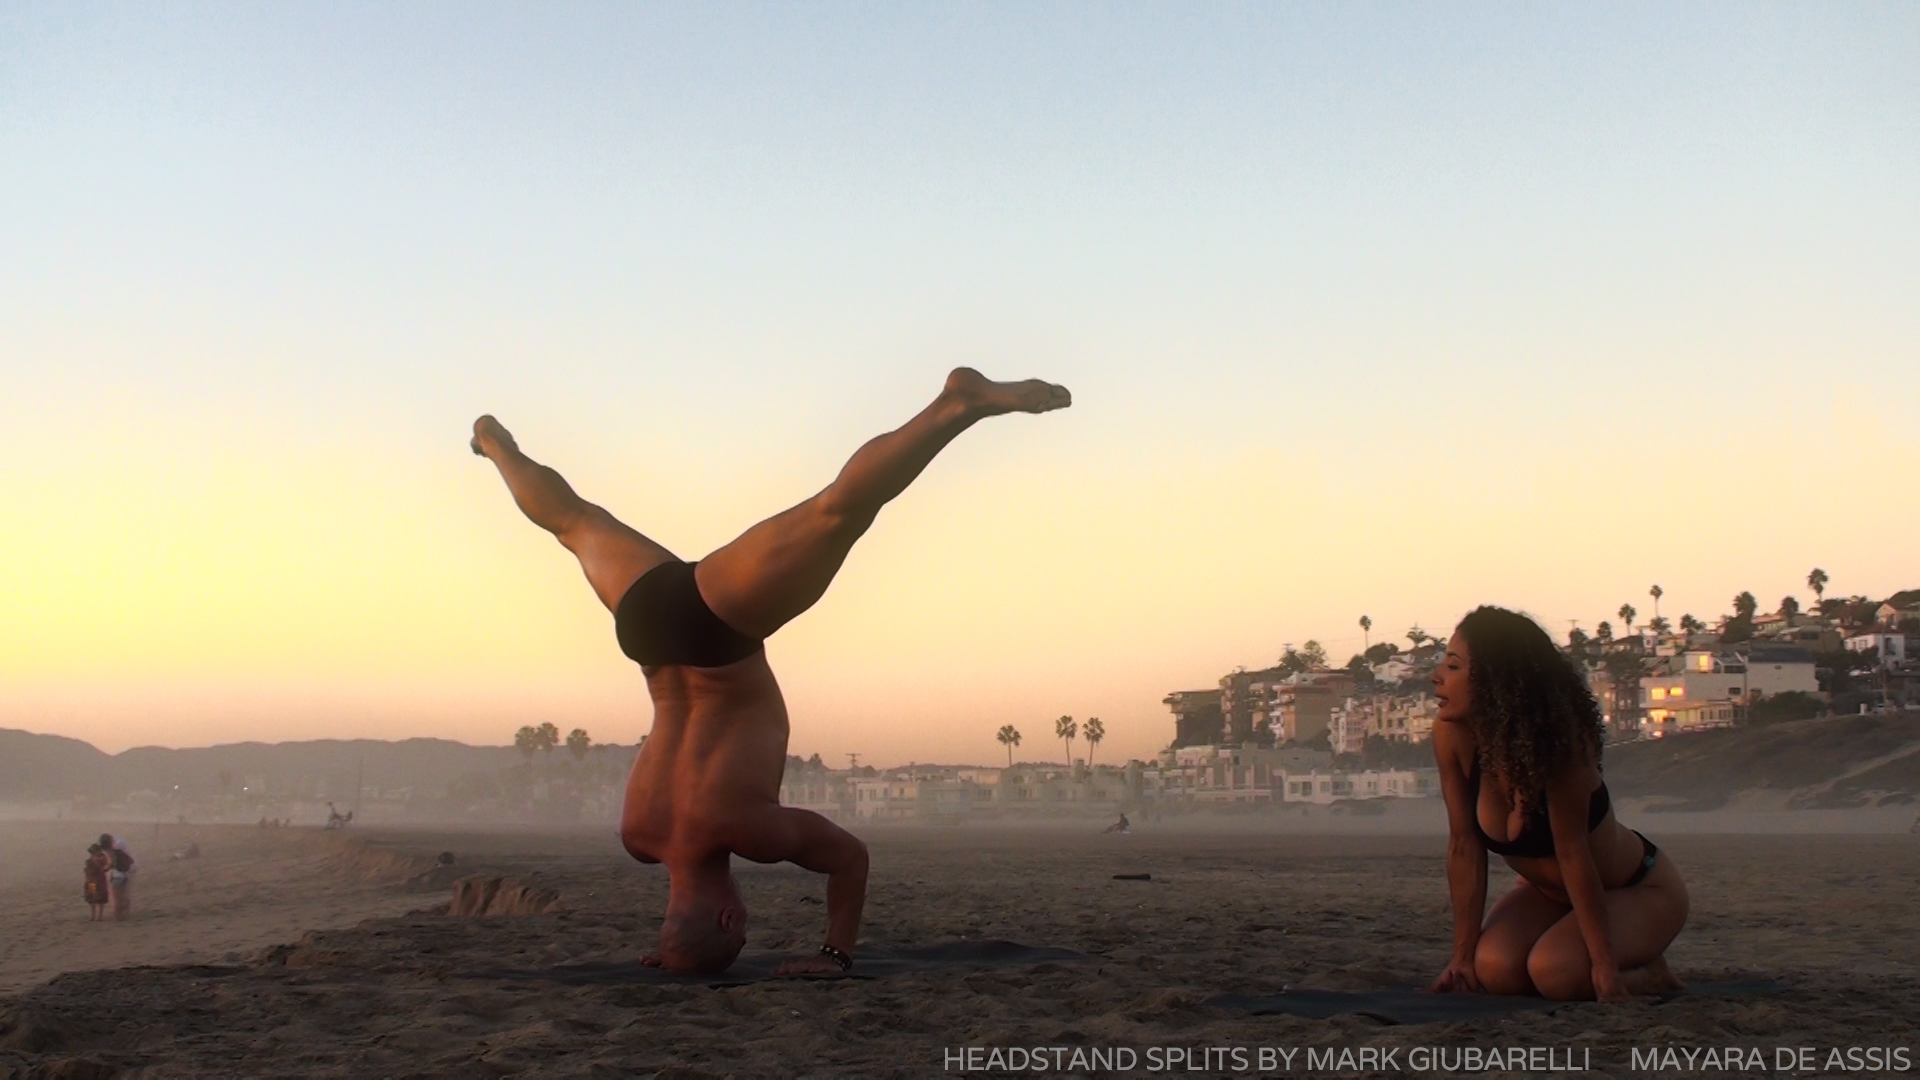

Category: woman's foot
[471, 415, 518, 458]
[1620, 955, 1685, 996]
[942, 367, 1071, 418]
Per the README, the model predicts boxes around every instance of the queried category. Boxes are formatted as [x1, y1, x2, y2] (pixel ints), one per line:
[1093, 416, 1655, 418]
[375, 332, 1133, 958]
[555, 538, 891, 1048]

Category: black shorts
[614, 561, 764, 669]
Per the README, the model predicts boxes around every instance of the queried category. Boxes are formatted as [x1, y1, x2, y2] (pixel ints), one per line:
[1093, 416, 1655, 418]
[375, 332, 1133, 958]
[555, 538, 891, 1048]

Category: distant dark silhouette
[84, 845, 110, 921]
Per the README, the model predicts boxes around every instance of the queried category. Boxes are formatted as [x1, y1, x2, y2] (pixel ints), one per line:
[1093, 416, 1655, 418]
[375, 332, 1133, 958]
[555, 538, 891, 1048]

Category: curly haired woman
[1429, 606, 1688, 1001]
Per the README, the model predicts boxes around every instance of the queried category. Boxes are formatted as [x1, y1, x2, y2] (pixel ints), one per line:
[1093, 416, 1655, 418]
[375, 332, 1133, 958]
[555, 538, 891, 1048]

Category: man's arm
[728, 806, 869, 966]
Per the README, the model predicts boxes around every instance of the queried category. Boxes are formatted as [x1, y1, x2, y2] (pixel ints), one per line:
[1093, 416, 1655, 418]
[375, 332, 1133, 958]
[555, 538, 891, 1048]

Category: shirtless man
[472, 368, 1070, 975]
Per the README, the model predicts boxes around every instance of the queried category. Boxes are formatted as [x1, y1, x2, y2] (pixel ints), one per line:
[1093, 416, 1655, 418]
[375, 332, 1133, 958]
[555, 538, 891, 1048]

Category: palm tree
[1680, 614, 1705, 635]
[513, 725, 540, 761]
[1780, 596, 1799, 622]
[1733, 592, 1758, 620]
[995, 724, 1022, 767]
[1359, 615, 1371, 652]
[1649, 585, 1663, 623]
[1407, 626, 1430, 649]
[1054, 715, 1077, 768]
[1808, 568, 1829, 612]
[535, 721, 561, 755]
[1618, 604, 1637, 636]
[566, 728, 591, 761]
[1083, 718, 1105, 767]
[1596, 621, 1614, 644]
[1300, 640, 1328, 669]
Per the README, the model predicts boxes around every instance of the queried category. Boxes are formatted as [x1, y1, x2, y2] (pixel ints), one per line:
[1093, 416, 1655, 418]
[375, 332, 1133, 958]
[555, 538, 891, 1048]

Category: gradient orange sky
[5, 5, 1917, 765]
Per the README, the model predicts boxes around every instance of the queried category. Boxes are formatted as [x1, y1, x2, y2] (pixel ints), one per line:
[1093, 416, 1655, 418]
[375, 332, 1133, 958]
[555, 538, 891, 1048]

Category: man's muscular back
[619, 652, 792, 865]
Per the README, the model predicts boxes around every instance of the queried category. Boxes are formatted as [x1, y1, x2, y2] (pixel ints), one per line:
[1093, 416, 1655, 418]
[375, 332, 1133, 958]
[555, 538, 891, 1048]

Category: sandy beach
[3, 816, 1917, 1078]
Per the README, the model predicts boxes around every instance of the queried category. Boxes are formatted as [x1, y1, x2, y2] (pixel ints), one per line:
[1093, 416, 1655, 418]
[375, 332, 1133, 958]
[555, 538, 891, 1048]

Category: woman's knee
[1474, 937, 1535, 996]
[1526, 939, 1592, 1002]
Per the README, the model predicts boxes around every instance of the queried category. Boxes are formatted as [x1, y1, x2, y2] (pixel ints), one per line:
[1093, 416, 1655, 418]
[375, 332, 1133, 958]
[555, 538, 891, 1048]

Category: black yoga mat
[1206, 979, 1786, 1024]
[467, 939, 1089, 988]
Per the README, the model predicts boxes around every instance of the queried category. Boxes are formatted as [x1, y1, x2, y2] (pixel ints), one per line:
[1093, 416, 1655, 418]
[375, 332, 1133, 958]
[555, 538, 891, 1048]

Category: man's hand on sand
[774, 954, 847, 977]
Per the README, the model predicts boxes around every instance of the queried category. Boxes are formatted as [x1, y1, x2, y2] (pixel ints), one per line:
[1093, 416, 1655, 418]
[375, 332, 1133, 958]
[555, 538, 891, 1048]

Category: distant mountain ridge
[0, 729, 633, 804]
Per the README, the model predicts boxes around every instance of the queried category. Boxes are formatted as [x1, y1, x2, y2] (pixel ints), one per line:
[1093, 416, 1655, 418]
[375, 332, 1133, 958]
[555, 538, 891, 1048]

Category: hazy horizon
[5, 4, 1916, 763]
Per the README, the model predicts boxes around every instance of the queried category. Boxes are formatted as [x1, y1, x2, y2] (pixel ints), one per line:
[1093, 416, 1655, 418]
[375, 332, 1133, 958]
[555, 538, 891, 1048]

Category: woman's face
[1432, 631, 1472, 723]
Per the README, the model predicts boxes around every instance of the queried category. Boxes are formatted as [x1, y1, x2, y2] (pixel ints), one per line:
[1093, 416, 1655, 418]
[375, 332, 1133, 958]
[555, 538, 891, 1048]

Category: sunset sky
[4, 4, 1917, 766]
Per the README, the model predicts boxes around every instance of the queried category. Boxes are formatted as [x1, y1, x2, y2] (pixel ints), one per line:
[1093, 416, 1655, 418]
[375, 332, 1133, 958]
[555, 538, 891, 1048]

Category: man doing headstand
[472, 368, 1070, 975]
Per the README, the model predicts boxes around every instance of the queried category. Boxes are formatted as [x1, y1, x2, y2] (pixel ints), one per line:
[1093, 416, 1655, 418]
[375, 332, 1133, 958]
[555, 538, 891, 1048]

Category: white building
[1278, 768, 1437, 804]
[1640, 645, 1820, 730]
[1848, 632, 1910, 666]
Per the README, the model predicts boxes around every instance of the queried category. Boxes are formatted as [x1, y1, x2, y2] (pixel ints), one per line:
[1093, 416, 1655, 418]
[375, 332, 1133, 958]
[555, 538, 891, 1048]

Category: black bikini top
[1470, 762, 1610, 859]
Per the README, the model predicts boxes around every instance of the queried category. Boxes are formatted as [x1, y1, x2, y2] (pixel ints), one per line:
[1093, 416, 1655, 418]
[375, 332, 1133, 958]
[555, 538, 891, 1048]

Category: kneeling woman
[1429, 606, 1687, 1001]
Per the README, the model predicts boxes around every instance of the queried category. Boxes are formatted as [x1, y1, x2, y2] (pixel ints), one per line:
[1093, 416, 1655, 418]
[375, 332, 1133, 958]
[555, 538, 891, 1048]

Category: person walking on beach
[84, 845, 111, 921]
[1428, 607, 1688, 1002]
[100, 833, 138, 919]
[473, 368, 1070, 975]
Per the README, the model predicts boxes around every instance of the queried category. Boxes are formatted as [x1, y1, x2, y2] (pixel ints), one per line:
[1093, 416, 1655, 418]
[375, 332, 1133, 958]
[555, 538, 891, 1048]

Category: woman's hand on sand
[1592, 966, 1634, 1004]
[639, 954, 663, 968]
[775, 955, 847, 977]
[1429, 959, 1483, 994]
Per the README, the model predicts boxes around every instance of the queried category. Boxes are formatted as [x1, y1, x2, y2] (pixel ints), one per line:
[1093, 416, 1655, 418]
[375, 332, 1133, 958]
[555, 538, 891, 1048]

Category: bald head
[657, 871, 747, 975]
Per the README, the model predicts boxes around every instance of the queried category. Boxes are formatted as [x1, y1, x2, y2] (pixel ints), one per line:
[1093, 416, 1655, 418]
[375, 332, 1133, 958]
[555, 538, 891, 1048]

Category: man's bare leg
[471, 416, 679, 612]
[696, 367, 1069, 638]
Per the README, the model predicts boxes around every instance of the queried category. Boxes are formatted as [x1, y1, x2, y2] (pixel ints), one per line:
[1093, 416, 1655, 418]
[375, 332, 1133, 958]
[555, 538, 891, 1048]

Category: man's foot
[1619, 955, 1685, 996]
[942, 367, 1071, 418]
[471, 415, 518, 458]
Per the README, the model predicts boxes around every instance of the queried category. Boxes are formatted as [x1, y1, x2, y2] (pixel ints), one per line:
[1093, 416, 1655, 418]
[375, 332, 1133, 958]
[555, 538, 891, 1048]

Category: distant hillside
[0, 729, 112, 801]
[1607, 712, 1920, 810]
[0, 729, 636, 804]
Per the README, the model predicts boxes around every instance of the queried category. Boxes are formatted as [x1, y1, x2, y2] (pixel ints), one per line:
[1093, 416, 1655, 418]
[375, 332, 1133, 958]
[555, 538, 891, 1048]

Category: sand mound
[1609, 712, 1920, 809]
[446, 875, 562, 917]
[321, 838, 465, 892]
[0, 1007, 75, 1053]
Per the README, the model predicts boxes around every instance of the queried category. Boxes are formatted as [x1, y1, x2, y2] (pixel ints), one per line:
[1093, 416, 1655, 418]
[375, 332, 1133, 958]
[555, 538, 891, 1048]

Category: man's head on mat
[657, 865, 748, 975]
[1435, 605, 1605, 794]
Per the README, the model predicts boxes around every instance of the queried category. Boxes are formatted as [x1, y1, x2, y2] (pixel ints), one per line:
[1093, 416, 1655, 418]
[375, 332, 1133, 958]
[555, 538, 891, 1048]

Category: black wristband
[818, 943, 853, 971]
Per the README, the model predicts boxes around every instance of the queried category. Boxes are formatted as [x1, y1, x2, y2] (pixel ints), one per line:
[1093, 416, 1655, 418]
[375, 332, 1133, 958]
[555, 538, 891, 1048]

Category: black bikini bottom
[614, 561, 764, 669]
[1624, 830, 1659, 888]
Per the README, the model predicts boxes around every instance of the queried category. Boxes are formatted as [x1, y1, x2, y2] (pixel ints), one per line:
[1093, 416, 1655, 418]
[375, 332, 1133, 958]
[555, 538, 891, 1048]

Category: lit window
[1651, 687, 1667, 700]
[1671, 686, 1684, 698]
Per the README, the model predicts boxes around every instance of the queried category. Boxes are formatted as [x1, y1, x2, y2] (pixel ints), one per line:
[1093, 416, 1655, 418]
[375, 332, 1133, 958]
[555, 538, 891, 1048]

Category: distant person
[473, 368, 1070, 974]
[1429, 607, 1687, 1002]
[84, 845, 110, 921]
[99, 833, 138, 919]
[1104, 813, 1131, 834]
